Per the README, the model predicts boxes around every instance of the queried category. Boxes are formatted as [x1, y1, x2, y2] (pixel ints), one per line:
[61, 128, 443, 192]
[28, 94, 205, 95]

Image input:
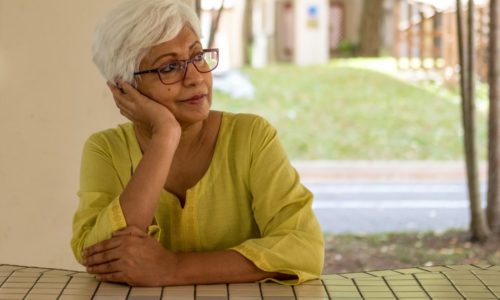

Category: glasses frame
[133, 48, 219, 85]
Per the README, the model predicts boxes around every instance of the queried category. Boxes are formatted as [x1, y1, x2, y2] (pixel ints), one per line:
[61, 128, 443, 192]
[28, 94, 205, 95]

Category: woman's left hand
[82, 226, 177, 286]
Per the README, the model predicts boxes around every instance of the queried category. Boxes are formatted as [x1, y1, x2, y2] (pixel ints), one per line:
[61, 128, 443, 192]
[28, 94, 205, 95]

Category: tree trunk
[359, 0, 384, 56]
[487, 0, 500, 234]
[208, 0, 225, 49]
[242, 0, 253, 65]
[195, 0, 202, 19]
[456, 0, 490, 242]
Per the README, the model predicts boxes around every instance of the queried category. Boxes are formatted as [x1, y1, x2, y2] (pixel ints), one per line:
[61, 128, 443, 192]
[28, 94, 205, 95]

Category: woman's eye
[159, 62, 180, 73]
[193, 53, 204, 61]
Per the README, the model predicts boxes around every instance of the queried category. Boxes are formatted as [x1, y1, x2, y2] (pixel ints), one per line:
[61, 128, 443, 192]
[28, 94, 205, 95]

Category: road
[304, 181, 486, 234]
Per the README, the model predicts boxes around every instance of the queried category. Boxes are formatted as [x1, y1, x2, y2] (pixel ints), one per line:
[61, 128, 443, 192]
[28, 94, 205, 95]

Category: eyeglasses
[133, 48, 219, 85]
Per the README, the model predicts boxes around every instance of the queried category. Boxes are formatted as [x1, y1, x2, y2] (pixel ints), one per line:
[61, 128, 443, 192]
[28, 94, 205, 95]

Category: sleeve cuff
[230, 244, 308, 285]
[109, 197, 127, 231]
[147, 224, 161, 242]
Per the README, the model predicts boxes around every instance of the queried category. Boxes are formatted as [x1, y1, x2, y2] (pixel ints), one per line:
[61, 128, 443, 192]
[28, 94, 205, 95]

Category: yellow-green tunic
[71, 112, 324, 284]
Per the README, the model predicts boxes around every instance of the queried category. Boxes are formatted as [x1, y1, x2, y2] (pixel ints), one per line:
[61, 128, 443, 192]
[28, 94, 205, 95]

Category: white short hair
[92, 0, 201, 86]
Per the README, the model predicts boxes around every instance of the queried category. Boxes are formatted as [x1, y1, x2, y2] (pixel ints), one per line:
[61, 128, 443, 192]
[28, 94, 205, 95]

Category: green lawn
[323, 230, 500, 274]
[212, 58, 488, 160]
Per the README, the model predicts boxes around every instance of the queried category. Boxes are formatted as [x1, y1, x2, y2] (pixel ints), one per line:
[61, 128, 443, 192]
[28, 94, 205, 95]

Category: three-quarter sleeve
[231, 117, 324, 284]
[71, 134, 129, 263]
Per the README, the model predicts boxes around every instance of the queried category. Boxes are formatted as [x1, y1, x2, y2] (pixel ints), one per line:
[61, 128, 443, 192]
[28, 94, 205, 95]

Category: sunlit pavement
[293, 161, 487, 234]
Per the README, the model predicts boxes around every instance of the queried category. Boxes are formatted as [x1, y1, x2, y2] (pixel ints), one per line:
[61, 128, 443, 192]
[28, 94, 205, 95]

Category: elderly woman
[71, 0, 324, 286]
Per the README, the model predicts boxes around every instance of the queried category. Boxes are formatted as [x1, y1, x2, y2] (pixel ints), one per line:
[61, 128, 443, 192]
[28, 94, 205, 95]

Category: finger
[83, 237, 121, 258]
[109, 85, 135, 109]
[119, 108, 135, 122]
[107, 81, 126, 96]
[83, 247, 122, 267]
[113, 98, 135, 117]
[118, 80, 145, 99]
[87, 260, 121, 275]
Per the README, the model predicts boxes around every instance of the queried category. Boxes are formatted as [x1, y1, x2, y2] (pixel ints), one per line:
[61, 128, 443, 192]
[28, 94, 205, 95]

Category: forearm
[120, 134, 178, 232]
[167, 250, 284, 285]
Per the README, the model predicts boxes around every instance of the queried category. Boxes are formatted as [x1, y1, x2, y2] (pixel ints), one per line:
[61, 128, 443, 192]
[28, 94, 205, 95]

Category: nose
[182, 62, 204, 86]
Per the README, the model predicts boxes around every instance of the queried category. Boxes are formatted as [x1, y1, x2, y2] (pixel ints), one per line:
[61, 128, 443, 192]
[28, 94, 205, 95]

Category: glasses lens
[158, 50, 219, 84]
[203, 51, 219, 72]
[158, 62, 183, 84]
[195, 51, 218, 72]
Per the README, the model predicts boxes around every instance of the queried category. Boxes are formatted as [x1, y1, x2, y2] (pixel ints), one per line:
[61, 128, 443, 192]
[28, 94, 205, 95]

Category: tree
[242, 0, 253, 65]
[207, 0, 225, 49]
[487, 0, 500, 234]
[456, 0, 490, 242]
[194, 0, 224, 49]
[195, 0, 201, 18]
[359, 0, 385, 56]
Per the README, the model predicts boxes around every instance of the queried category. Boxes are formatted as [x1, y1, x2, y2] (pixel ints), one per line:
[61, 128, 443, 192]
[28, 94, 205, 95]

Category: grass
[323, 229, 500, 274]
[212, 58, 488, 160]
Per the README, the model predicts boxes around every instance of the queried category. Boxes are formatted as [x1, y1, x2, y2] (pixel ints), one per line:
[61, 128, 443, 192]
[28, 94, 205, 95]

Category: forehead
[143, 26, 200, 64]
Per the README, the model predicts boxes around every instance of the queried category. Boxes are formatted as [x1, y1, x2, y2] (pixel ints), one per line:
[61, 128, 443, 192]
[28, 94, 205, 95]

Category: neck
[134, 118, 207, 155]
[176, 119, 207, 152]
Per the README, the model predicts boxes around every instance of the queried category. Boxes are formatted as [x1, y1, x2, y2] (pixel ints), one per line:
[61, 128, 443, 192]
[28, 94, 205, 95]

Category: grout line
[291, 284, 298, 300]
[411, 273, 443, 300]
[90, 280, 102, 299]
[56, 274, 73, 300]
[160, 285, 165, 300]
[441, 271, 466, 299]
[471, 263, 488, 270]
[381, 276, 398, 299]
[125, 285, 132, 299]
[21, 272, 44, 300]
[320, 278, 332, 300]
[470, 270, 497, 299]
[0, 270, 15, 288]
[351, 278, 366, 300]
[3, 264, 80, 273]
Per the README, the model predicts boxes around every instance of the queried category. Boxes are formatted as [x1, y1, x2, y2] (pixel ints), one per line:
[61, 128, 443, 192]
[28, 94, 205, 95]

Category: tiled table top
[0, 264, 499, 299]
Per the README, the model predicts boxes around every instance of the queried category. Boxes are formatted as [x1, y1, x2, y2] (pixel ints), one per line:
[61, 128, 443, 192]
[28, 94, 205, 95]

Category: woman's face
[136, 26, 212, 126]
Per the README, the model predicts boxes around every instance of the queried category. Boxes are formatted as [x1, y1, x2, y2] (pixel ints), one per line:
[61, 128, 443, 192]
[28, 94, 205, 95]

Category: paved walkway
[291, 161, 488, 233]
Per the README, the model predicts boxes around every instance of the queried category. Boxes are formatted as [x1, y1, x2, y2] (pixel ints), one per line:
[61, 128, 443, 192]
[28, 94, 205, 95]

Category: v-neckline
[129, 111, 226, 209]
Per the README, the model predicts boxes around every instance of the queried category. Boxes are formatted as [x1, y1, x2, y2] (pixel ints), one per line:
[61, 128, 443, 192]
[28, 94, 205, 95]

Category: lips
[184, 94, 205, 101]
[179, 94, 207, 104]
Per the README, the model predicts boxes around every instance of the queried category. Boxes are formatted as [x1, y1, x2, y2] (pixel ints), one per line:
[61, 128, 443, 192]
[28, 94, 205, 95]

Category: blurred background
[0, 0, 498, 273]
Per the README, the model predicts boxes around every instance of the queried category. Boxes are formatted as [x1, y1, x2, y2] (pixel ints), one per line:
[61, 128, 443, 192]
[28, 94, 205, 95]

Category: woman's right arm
[118, 131, 178, 232]
[110, 80, 181, 232]
[71, 81, 179, 262]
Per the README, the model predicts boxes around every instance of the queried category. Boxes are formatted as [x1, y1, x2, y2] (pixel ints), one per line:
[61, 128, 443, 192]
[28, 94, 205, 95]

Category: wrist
[150, 128, 180, 146]
[161, 251, 181, 286]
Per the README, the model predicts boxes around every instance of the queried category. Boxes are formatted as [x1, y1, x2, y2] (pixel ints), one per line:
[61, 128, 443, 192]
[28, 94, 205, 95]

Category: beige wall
[0, 0, 126, 270]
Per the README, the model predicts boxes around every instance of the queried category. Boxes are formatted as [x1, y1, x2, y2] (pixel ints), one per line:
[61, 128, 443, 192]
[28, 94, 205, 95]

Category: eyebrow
[151, 41, 202, 66]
